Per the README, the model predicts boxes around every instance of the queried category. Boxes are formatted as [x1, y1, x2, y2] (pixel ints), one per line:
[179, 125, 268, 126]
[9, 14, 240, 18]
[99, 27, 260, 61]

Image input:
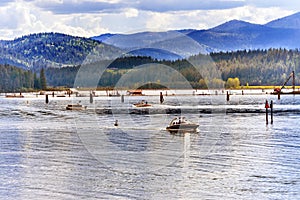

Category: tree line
[0, 64, 46, 92]
[1, 48, 300, 92]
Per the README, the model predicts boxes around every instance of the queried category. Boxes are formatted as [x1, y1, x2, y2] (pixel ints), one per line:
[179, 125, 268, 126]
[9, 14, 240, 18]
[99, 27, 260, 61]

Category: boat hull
[6, 95, 24, 98]
[133, 104, 152, 107]
[166, 124, 199, 133]
[66, 104, 87, 110]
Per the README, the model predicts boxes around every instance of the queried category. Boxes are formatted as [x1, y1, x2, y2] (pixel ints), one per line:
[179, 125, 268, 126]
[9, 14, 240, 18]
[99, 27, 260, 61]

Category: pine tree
[34, 72, 40, 89]
[40, 68, 47, 90]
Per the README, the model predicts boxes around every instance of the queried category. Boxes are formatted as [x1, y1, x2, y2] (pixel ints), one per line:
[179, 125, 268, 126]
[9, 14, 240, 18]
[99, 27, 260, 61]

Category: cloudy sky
[0, 0, 299, 40]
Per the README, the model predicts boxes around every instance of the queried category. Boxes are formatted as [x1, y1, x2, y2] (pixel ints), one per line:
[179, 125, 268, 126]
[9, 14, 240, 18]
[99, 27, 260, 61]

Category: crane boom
[273, 71, 295, 94]
[281, 71, 294, 90]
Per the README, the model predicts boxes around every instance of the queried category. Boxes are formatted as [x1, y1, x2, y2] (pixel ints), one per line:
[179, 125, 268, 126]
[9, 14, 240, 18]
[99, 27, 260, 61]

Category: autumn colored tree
[226, 77, 240, 89]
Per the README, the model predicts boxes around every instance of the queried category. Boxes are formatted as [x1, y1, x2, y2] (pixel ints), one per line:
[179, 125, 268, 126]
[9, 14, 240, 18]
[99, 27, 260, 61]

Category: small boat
[127, 89, 143, 96]
[57, 94, 66, 97]
[166, 117, 199, 133]
[6, 94, 24, 98]
[133, 100, 151, 107]
[108, 90, 120, 97]
[66, 104, 87, 110]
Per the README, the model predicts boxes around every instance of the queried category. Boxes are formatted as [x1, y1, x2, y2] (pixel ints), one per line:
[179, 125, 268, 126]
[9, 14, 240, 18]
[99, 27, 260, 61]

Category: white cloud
[0, 0, 110, 39]
[216, 6, 294, 25]
[145, 12, 174, 31]
[133, 6, 293, 33]
[0, 1, 47, 39]
[63, 14, 109, 36]
[0, 0, 298, 40]
[124, 8, 139, 18]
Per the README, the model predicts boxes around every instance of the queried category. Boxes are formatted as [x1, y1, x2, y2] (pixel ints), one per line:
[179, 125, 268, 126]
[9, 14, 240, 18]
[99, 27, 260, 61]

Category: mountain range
[92, 12, 300, 55]
[2, 12, 300, 70]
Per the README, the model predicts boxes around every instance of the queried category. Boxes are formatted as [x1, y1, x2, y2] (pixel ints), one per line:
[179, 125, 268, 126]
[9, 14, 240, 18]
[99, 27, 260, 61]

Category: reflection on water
[0, 94, 299, 199]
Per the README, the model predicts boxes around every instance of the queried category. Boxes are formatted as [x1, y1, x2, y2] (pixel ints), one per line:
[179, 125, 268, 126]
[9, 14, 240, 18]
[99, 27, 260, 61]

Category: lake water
[0, 91, 299, 199]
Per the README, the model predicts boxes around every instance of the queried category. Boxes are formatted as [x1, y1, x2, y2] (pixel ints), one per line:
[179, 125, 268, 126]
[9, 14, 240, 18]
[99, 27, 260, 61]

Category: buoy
[265, 100, 269, 124]
[265, 100, 270, 109]
[114, 120, 118, 126]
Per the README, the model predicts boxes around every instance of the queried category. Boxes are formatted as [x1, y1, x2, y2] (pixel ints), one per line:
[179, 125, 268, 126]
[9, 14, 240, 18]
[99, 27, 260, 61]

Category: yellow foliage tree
[226, 77, 240, 89]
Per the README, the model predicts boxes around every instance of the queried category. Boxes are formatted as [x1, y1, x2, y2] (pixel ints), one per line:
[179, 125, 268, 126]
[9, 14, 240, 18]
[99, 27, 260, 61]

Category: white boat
[166, 117, 199, 133]
[6, 94, 24, 98]
[66, 104, 87, 110]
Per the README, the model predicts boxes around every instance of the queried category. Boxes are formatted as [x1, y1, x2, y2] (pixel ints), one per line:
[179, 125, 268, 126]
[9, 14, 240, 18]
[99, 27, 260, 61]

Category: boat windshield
[170, 117, 191, 125]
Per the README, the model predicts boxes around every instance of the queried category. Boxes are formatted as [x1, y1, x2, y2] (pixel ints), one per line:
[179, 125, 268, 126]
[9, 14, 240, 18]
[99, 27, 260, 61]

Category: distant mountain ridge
[93, 12, 300, 53]
[1, 12, 300, 70]
[265, 12, 300, 29]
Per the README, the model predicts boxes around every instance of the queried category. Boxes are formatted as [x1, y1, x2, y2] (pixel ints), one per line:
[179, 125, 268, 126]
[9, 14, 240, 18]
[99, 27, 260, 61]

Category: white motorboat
[166, 117, 199, 133]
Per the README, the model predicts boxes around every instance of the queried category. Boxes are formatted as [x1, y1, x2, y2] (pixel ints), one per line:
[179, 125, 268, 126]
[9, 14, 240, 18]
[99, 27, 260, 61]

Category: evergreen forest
[1, 48, 300, 92]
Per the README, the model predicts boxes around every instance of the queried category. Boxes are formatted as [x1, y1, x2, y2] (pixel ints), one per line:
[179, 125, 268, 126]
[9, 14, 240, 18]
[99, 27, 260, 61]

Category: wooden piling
[226, 91, 230, 101]
[90, 93, 93, 104]
[121, 94, 124, 103]
[160, 92, 164, 104]
[278, 92, 280, 100]
[270, 100, 273, 124]
[45, 94, 49, 104]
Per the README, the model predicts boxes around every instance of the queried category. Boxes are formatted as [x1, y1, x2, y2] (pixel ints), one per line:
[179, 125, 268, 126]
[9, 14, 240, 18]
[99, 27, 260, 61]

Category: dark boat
[108, 90, 120, 96]
[66, 104, 87, 110]
[166, 117, 199, 133]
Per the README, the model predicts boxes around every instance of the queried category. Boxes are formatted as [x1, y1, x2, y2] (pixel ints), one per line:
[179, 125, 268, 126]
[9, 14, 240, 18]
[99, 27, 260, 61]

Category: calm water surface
[0, 92, 299, 199]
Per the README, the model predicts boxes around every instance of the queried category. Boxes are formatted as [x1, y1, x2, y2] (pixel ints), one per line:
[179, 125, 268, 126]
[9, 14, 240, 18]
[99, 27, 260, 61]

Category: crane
[273, 71, 295, 94]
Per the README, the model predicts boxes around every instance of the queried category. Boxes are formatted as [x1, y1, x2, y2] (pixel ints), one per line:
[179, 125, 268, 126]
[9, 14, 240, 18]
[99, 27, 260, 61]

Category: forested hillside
[0, 32, 121, 70]
[1, 48, 300, 92]
[46, 48, 300, 89]
[211, 48, 300, 85]
[0, 64, 45, 92]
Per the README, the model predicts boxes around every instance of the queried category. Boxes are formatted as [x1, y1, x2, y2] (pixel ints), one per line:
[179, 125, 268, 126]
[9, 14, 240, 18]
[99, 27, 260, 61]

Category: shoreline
[2, 88, 298, 98]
